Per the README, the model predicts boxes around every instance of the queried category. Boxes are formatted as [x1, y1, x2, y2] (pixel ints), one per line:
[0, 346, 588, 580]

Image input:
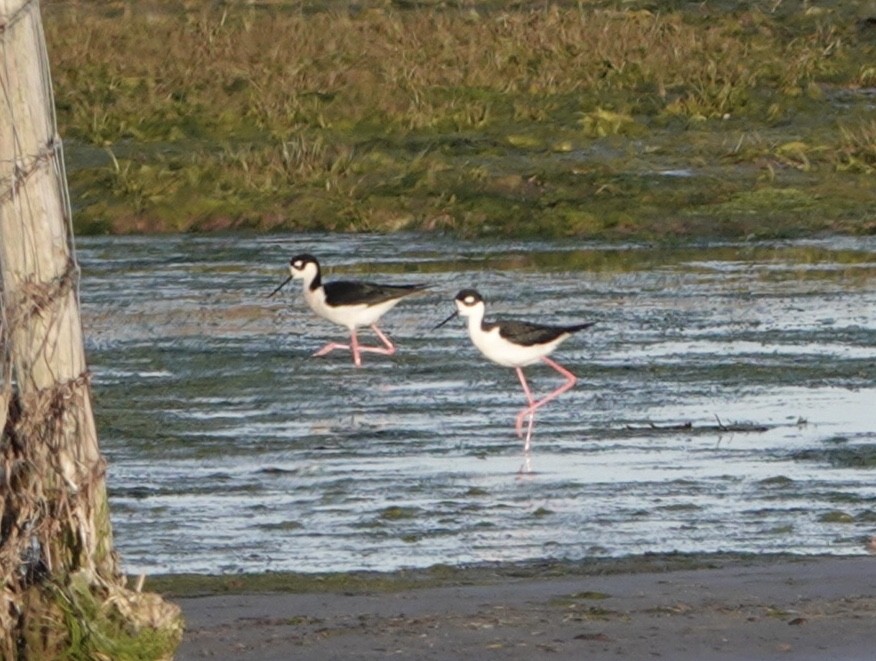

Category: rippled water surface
[77, 234, 876, 574]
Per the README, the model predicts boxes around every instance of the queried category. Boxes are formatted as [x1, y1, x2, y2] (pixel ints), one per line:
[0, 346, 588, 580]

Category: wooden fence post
[1, 0, 181, 657]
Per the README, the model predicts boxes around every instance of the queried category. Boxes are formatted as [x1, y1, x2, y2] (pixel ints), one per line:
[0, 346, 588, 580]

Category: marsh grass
[836, 120, 876, 173]
[44, 0, 876, 237]
[21, 573, 180, 661]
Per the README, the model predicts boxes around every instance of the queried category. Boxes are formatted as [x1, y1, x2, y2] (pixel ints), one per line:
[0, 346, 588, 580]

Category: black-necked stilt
[270, 254, 427, 367]
[436, 289, 594, 452]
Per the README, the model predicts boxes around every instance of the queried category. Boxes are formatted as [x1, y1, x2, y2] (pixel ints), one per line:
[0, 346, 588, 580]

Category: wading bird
[436, 289, 594, 451]
[271, 254, 427, 367]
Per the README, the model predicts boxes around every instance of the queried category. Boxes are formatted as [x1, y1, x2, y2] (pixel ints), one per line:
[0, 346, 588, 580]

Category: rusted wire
[0, 136, 62, 204]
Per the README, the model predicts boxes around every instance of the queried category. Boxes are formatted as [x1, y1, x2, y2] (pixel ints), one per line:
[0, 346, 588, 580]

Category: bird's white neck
[294, 262, 322, 294]
[463, 303, 487, 337]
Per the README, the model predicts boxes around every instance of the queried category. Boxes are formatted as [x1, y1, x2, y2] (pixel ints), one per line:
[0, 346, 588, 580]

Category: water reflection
[78, 234, 876, 574]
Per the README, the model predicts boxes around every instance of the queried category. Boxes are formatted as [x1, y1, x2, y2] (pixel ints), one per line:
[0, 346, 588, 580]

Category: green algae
[819, 511, 856, 524]
[144, 552, 814, 598]
[794, 444, 876, 469]
[378, 506, 421, 521]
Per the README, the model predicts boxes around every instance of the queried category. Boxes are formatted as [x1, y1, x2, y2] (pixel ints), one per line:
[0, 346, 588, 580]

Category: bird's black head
[290, 254, 320, 274]
[455, 289, 484, 307]
[435, 289, 486, 329]
[269, 253, 321, 298]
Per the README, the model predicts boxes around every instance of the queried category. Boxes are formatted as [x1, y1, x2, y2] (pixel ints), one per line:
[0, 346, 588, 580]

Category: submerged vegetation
[44, 0, 876, 238]
[146, 552, 800, 597]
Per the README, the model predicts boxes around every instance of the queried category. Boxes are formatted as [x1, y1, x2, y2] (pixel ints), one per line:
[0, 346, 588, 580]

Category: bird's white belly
[305, 290, 400, 330]
[470, 326, 560, 367]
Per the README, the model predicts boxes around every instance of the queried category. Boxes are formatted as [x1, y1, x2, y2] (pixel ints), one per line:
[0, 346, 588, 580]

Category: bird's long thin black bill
[433, 310, 458, 330]
[268, 275, 293, 298]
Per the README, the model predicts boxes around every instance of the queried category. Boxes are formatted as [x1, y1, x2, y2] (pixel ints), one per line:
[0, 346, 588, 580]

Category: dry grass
[47, 3, 855, 140]
[836, 120, 876, 173]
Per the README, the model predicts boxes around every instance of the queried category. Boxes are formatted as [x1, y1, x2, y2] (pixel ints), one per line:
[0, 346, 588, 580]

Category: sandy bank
[173, 555, 875, 660]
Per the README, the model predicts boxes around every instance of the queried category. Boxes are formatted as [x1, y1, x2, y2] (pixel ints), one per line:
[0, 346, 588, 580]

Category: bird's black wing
[488, 319, 595, 346]
[323, 281, 427, 306]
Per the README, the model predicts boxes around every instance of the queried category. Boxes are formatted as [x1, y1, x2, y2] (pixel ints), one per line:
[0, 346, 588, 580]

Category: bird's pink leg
[514, 368, 537, 452]
[355, 324, 397, 356]
[529, 358, 577, 413]
[518, 453, 533, 476]
[313, 326, 394, 367]
[313, 328, 362, 367]
[313, 342, 351, 358]
[350, 328, 363, 366]
[514, 358, 577, 449]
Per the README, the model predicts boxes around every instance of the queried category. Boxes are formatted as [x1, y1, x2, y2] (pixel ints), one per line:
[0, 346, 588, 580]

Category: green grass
[44, 0, 876, 238]
[22, 574, 181, 661]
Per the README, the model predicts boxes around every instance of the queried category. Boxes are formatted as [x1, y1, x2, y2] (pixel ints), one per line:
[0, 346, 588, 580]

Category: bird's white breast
[468, 321, 565, 367]
[303, 286, 402, 330]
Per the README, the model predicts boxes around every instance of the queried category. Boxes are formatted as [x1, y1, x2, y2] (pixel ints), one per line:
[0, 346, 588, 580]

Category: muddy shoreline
[169, 554, 875, 660]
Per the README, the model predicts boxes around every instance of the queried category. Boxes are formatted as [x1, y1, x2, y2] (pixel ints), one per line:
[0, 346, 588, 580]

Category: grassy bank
[44, 0, 876, 238]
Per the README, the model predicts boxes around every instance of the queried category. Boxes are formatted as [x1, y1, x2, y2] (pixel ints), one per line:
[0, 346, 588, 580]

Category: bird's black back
[487, 319, 595, 346]
[323, 281, 428, 307]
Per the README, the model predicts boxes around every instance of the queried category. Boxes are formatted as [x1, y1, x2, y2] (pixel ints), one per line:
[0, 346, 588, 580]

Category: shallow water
[77, 234, 876, 575]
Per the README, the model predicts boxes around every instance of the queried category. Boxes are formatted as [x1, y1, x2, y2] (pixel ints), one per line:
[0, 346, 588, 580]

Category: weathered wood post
[1, 0, 181, 657]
